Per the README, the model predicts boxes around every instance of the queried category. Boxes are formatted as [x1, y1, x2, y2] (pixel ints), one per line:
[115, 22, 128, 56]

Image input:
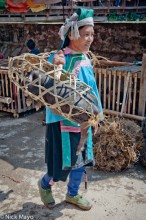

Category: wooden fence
[94, 54, 146, 121]
[0, 60, 35, 117]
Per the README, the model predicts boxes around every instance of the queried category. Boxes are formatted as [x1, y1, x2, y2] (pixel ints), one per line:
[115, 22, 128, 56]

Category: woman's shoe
[38, 180, 55, 208]
[65, 194, 92, 210]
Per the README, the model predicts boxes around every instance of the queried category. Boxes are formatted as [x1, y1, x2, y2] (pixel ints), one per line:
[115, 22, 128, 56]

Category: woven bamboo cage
[93, 117, 144, 172]
[8, 53, 102, 125]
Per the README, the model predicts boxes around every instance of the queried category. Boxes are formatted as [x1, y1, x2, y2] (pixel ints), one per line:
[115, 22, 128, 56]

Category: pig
[25, 70, 100, 154]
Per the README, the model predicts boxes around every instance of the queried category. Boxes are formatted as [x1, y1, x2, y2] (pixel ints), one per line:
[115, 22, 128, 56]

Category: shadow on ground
[0, 201, 86, 220]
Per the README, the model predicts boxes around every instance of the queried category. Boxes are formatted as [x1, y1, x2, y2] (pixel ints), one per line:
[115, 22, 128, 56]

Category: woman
[38, 8, 103, 211]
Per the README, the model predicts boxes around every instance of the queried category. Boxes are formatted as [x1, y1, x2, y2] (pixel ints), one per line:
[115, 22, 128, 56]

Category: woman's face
[68, 25, 94, 53]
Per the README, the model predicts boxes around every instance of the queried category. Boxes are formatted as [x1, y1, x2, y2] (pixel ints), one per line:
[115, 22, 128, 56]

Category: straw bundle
[93, 117, 144, 172]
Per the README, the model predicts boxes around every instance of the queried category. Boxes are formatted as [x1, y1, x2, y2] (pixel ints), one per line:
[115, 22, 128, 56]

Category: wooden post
[132, 73, 138, 115]
[112, 70, 116, 111]
[128, 74, 132, 114]
[138, 54, 146, 116]
[120, 71, 130, 115]
[116, 71, 121, 112]
[108, 70, 111, 109]
[103, 69, 107, 109]
[104, 109, 145, 121]
[98, 68, 101, 97]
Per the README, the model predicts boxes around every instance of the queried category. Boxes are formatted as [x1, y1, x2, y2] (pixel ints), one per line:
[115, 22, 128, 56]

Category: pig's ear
[31, 70, 41, 80]
[25, 72, 33, 81]
[27, 72, 33, 81]
[27, 71, 38, 81]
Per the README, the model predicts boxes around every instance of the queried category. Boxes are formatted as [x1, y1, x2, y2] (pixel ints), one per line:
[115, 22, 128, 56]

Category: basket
[8, 53, 102, 125]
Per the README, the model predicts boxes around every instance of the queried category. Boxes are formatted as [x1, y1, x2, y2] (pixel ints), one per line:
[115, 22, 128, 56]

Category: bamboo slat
[121, 72, 130, 115]
[123, 72, 128, 113]
[1, 74, 5, 96]
[22, 91, 26, 112]
[17, 88, 21, 112]
[5, 74, 8, 97]
[132, 73, 138, 115]
[112, 70, 116, 111]
[103, 69, 107, 109]
[98, 68, 101, 97]
[116, 71, 121, 112]
[128, 74, 132, 114]
[108, 70, 111, 109]
[9, 81, 14, 111]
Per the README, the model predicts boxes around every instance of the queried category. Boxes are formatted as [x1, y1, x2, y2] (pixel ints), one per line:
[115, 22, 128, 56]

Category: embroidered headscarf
[59, 8, 94, 44]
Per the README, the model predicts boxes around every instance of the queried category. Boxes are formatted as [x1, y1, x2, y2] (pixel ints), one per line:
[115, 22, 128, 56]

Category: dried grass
[93, 117, 144, 172]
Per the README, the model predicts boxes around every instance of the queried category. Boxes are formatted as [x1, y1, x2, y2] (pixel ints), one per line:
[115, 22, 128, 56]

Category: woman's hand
[53, 50, 65, 65]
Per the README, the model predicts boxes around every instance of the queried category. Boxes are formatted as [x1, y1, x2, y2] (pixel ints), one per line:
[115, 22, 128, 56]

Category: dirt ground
[0, 110, 146, 220]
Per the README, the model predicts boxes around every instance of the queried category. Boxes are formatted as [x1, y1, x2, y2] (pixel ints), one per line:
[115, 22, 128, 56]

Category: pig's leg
[76, 123, 89, 155]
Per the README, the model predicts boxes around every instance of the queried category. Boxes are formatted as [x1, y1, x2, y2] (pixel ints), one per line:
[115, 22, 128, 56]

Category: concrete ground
[0, 110, 146, 220]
